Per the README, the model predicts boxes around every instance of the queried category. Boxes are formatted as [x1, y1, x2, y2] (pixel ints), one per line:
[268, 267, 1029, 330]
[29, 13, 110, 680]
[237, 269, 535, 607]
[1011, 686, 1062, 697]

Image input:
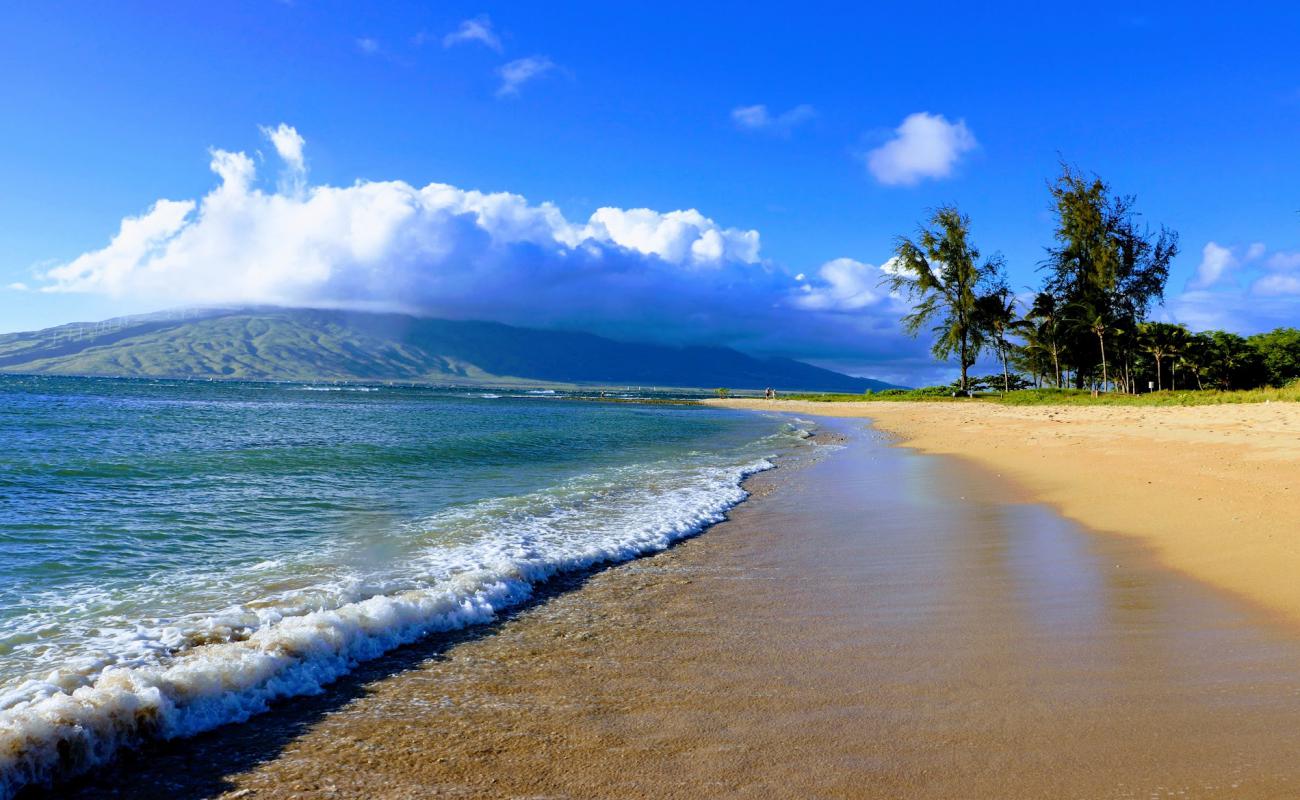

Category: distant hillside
[0, 308, 902, 392]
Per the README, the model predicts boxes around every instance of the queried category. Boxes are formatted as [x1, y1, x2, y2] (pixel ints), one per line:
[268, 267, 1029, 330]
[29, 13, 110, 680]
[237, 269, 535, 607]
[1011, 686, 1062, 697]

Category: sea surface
[0, 375, 805, 796]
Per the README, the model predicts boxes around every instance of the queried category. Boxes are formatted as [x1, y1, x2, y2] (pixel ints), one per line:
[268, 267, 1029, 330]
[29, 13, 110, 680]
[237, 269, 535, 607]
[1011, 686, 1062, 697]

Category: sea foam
[0, 457, 773, 798]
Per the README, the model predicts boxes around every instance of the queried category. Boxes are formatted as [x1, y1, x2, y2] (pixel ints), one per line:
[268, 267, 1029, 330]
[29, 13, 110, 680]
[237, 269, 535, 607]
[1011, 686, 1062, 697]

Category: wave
[291, 385, 381, 393]
[0, 457, 774, 798]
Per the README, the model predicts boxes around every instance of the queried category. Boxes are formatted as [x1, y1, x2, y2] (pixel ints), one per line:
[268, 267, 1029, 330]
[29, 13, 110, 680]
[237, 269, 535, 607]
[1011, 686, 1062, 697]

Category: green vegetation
[995, 385, 1300, 406]
[789, 386, 965, 403]
[884, 164, 1299, 402]
[788, 381, 1300, 406]
[0, 308, 902, 392]
[885, 206, 1003, 393]
[0, 310, 518, 384]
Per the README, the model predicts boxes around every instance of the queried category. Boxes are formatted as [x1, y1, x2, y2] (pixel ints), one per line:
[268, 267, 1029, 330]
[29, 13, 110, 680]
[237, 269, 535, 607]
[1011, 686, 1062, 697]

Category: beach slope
[709, 399, 1300, 623]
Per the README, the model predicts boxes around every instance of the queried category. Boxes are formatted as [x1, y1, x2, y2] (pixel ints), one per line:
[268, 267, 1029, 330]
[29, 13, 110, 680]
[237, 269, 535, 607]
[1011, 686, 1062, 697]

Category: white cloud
[1167, 241, 1300, 330]
[496, 56, 557, 97]
[443, 16, 502, 52]
[47, 198, 195, 295]
[355, 37, 380, 55]
[259, 123, 307, 195]
[1189, 242, 1238, 289]
[1253, 274, 1300, 296]
[730, 104, 815, 135]
[1184, 240, 1300, 296]
[584, 208, 759, 265]
[1266, 250, 1300, 272]
[794, 258, 901, 312]
[1253, 247, 1300, 296]
[7, 282, 29, 291]
[1166, 288, 1300, 332]
[261, 123, 305, 172]
[863, 112, 977, 186]
[42, 127, 764, 306]
[38, 125, 933, 380]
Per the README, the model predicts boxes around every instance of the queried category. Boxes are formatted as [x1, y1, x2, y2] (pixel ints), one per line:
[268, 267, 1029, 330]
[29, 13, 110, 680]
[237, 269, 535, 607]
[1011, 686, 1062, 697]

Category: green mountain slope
[0, 308, 902, 392]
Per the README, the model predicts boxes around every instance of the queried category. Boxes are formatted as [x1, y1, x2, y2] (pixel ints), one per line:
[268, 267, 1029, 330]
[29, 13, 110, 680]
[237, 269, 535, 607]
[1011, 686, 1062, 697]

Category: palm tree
[976, 287, 1027, 394]
[1139, 322, 1188, 391]
[1067, 301, 1118, 392]
[1179, 332, 1213, 390]
[884, 206, 1002, 393]
[1025, 292, 1065, 387]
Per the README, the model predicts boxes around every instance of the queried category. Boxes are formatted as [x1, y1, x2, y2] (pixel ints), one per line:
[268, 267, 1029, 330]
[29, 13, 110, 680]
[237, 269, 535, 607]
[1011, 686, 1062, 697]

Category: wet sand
[709, 399, 1300, 625]
[57, 421, 1300, 799]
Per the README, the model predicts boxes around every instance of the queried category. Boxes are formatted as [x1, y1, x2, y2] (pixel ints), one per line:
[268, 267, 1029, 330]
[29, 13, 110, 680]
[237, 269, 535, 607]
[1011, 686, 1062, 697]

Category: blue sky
[2, 2, 1298, 383]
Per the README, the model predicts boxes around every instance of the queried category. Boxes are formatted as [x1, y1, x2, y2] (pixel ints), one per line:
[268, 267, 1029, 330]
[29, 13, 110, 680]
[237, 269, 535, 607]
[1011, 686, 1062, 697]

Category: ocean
[0, 375, 806, 796]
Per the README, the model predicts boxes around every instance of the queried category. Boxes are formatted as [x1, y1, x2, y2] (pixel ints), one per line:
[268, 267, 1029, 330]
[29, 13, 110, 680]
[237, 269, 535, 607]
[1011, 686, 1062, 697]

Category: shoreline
[1, 405, 783, 800]
[42, 440, 817, 800]
[54, 418, 1300, 798]
[707, 398, 1300, 625]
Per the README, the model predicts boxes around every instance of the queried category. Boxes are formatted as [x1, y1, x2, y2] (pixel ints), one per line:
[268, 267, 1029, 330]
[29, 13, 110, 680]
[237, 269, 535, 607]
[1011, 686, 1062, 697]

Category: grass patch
[787, 387, 966, 403]
[995, 386, 1300, 406]
[785, 385, 1300, 406]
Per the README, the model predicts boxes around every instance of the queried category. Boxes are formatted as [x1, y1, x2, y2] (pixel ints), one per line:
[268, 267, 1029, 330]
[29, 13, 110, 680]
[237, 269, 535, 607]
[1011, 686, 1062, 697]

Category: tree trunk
[959, 331, 969, 393]
[1155, 355, 1163, 391]
[1097, 332, 1109, 393]
[1000, 335, 1010, 394]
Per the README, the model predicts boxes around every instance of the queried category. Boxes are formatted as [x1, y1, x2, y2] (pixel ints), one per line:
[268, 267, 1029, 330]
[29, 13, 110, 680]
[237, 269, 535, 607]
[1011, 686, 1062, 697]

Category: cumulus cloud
[443, 15, 502, 52]
[1167, 240, 1300, 331]
[1253, 274, 1300, 296]
[38, 125, 937, 382]
[261, 123, 305, 171]
[1253, 247, 1300, 296]
[1189, 242, 1238, 289]
[1188, 241, 1265, 289]
[794, 258, 903, 312]
[259, 123, 307, 195]
[731, 104, 816, 135]
[496, 56, 556, 97]
[1266, 250, 1300, 272]
[863, 112, 977, 186]
[1183, 240, 1298, 296]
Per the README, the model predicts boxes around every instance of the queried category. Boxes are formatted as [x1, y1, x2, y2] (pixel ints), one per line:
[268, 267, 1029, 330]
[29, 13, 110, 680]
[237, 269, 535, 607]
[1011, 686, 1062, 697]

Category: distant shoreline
[707, 397, 1300, 625]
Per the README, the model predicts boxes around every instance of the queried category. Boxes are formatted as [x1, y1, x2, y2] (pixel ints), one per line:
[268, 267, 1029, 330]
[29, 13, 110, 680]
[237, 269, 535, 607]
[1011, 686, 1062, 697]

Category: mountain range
[0, 307, 900, 392]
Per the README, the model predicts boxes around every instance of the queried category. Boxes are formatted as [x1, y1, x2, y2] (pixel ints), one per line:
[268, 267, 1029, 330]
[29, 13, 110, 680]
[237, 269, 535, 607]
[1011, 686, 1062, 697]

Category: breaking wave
[0, 456, 774, 798]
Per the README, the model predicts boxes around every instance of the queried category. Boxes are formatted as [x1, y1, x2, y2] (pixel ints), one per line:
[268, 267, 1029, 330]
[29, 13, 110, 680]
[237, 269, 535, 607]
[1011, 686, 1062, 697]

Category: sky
[1, 2, 1298, 385]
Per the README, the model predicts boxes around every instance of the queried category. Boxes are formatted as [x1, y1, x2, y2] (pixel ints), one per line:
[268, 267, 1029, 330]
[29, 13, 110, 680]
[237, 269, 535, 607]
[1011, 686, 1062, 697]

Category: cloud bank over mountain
[39, 125, 930, 382]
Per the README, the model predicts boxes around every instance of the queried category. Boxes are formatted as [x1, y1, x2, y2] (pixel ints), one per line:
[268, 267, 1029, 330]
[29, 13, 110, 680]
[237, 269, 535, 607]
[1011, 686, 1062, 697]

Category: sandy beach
[54, 418, 1300, 799]
[710, 399, 1300, 625]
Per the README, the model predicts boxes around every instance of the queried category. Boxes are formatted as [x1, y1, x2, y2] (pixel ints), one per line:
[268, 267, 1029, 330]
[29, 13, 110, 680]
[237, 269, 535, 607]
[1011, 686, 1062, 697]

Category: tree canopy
[888, 165, 1295, 396]
[885, 206, 1004, 392]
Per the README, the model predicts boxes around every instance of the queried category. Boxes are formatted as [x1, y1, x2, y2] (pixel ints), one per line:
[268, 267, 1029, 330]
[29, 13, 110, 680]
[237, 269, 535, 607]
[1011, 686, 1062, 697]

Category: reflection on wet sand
[63, 421, 1300, 799]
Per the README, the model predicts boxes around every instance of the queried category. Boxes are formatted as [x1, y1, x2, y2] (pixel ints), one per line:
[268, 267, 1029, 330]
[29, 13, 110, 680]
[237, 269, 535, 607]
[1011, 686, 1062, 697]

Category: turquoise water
[0, 375, 805, 795]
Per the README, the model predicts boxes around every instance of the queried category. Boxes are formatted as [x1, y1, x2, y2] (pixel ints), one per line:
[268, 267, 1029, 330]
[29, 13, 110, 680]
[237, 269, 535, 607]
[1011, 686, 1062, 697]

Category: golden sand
[710, 398, 1300, 623]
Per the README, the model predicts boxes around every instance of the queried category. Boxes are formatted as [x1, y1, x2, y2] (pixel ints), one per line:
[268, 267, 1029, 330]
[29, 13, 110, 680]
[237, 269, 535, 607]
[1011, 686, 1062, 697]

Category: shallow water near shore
[55, 416, 1300, 799]
[0, 376, 807, 797]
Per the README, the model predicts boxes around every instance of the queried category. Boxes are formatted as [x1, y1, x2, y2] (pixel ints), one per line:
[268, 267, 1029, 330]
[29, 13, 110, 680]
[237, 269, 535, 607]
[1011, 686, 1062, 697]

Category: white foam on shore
[0, 457, 774, 798]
